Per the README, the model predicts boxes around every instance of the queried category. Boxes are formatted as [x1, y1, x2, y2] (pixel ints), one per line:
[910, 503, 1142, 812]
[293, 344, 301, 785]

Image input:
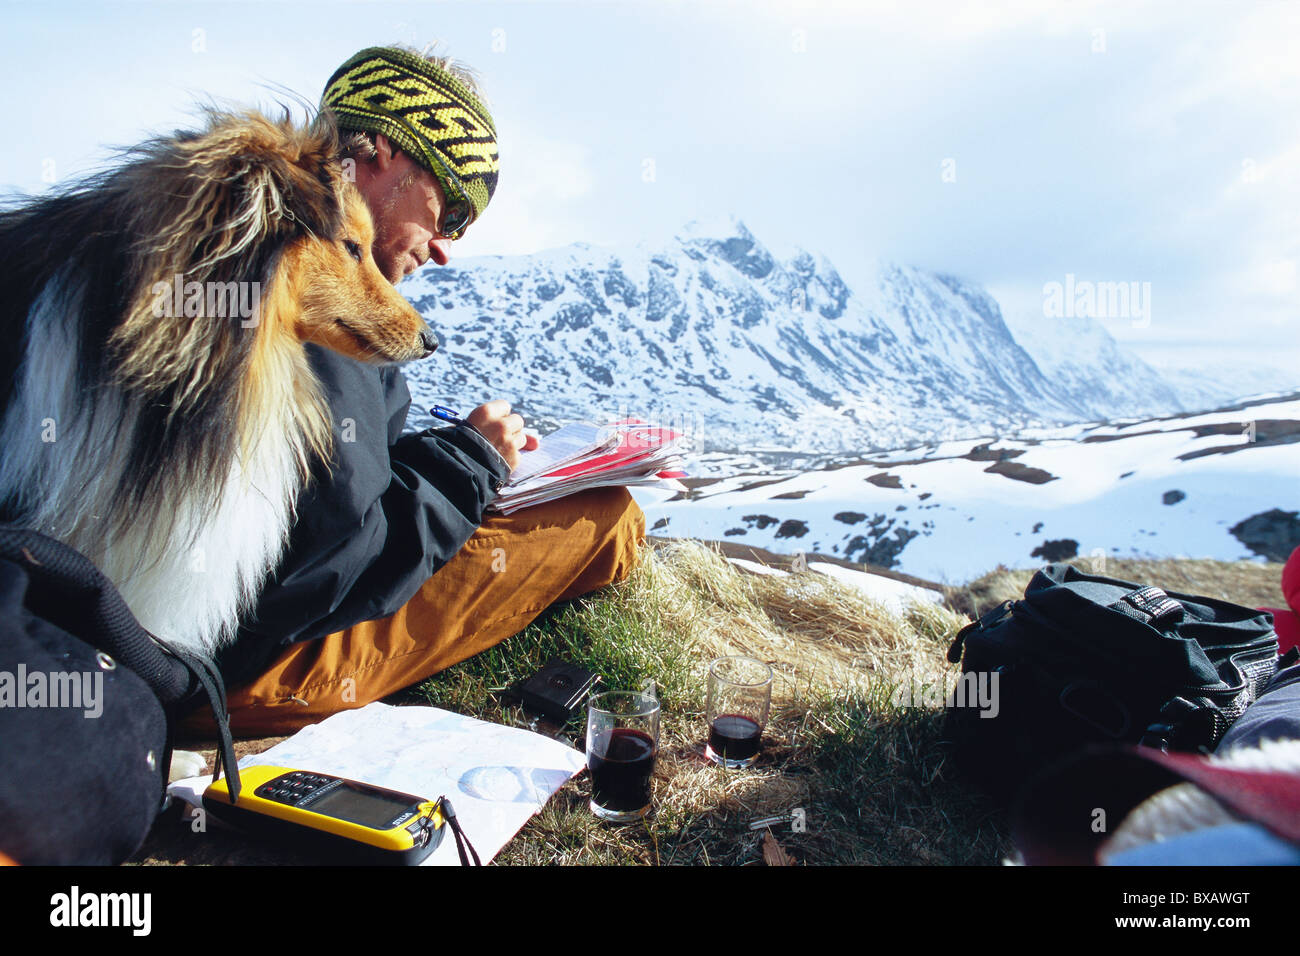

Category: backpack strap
[947, 599, 1013, 663]
[1138, 695, 1226, 753]
[152, 638, 241, 802]
[1107, 585, 1184, 626]
[0, 527, 193, 703]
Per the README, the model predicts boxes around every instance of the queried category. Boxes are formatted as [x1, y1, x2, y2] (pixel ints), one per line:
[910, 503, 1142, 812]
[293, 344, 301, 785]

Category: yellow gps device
[202, 765, 447, 866]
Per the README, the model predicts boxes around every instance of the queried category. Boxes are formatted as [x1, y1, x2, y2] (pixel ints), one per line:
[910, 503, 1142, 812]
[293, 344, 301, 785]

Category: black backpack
[943, 563, 1284, 798]
[0, 526, 239, 864]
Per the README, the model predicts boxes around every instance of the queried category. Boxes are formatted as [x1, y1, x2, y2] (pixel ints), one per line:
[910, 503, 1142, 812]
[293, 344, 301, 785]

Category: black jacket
[215, 345, 511, 687]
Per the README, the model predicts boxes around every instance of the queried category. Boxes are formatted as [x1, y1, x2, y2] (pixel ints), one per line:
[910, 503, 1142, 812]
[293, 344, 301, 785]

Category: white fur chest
[0, 279, 310, 657]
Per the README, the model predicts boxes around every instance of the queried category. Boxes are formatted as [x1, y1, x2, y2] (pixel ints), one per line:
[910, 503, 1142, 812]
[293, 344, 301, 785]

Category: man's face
[353, 137, 457, 284]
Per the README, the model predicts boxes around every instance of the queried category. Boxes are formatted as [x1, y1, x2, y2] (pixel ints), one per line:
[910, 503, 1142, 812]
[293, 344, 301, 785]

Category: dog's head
[108, 109, 435, 408]
[49, 108, 447, 517]
[285, 183, 438, 365]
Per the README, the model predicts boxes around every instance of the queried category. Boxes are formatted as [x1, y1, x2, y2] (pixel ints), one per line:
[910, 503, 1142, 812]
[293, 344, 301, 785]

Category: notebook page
[507, 422, 611, 483]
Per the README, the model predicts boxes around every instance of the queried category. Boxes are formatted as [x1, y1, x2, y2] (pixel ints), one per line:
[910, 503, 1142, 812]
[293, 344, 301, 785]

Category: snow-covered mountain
[400, 217, 1202, 454]
[1155, 365, 1300, 413]
[996, 303, 1185, 420]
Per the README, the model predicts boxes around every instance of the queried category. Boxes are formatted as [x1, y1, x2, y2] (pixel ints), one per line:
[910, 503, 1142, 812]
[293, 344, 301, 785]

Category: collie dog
[0, 110, 434, 656]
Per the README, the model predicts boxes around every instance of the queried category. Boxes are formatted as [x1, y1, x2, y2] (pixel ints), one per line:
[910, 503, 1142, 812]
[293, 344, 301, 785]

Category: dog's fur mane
[0, 109, 348, 654]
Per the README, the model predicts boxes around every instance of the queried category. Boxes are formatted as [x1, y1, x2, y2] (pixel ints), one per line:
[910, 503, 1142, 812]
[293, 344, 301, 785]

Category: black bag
[0, 526, 239, 864]
[943, 563, 1282, 798]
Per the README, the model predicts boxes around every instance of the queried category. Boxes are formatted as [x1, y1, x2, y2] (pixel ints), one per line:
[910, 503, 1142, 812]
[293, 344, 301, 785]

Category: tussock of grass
[413, 538, 1003, 866]
[642, 540, 968, 701]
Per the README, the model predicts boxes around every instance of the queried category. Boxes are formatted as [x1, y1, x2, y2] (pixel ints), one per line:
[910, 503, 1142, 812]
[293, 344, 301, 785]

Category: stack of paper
[491, 420, 687, 514]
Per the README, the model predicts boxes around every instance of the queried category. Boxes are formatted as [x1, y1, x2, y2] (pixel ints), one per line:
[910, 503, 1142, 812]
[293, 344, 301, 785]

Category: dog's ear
[119, 109, 347, 284]
[247, 109, 348, 241]
[108, 110, 348, 410]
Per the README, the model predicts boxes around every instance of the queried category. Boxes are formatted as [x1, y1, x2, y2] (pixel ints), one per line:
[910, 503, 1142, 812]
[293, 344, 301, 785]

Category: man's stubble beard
[372, 168, 425, 285]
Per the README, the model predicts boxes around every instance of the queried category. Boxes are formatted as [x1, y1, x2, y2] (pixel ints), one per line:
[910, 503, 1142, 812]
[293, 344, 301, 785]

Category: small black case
[516, 658, 602, 724]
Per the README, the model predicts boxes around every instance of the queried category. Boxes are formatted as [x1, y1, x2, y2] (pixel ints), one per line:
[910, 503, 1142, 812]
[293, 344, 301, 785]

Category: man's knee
[609, 488, 646, 581]
[556, 487, 645, 597]
[588, 486, 646, 540]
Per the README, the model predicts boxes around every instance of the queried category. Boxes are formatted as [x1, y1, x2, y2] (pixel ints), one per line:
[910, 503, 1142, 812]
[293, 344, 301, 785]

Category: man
[201, 46, 645, 735]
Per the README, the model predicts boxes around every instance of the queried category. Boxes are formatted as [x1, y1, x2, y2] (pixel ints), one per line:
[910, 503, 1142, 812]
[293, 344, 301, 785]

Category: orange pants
[186, 487, 645, 738]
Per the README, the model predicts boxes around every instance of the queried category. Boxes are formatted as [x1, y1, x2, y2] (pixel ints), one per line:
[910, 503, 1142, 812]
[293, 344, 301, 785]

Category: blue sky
[3, 0, 1297, 377]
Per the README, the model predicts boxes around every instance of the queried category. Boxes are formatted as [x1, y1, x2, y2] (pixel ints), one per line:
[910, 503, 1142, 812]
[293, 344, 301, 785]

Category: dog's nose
[419, 327, 438, 354]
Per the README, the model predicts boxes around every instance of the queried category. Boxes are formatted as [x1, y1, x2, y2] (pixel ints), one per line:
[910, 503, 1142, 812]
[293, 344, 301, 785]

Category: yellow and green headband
[322, 46, 499, 237]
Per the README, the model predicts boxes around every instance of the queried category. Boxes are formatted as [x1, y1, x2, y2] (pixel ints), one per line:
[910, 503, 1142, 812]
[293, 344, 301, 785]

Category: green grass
[399, 540, 1011, 866]
[409, 597, 704, 747]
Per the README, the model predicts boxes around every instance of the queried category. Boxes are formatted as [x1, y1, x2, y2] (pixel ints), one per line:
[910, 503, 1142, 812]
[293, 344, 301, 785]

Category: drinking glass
[586, 690, 660, 822]
[705, 656, 772, 768]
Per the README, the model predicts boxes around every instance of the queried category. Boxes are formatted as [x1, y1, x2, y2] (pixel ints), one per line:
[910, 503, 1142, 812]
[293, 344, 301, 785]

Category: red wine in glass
[708, 713, 762, 763]
[588, 727, 656, 814]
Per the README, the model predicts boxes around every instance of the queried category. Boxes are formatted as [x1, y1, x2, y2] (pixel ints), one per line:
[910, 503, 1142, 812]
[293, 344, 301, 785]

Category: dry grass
[420, 538, 1007, 866]
[948, 556, 1286, 621]
[635, 539, 962, 703]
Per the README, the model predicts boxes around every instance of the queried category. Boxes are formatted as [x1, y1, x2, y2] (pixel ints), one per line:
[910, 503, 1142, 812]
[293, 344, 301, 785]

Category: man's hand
[465, 400, 539, 472]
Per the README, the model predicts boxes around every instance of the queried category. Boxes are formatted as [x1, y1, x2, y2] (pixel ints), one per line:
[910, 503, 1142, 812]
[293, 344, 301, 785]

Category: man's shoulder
[305, 344, 413, 438]
[306, 344, 409, 397]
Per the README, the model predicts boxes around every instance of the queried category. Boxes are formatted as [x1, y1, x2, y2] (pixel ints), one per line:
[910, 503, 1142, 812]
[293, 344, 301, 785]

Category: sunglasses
[435, 196, 472, 242]
[367, 103, 475, 240]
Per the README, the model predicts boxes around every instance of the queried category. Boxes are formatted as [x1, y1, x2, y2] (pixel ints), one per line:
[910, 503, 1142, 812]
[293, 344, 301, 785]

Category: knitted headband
[322, 46, 499, 236]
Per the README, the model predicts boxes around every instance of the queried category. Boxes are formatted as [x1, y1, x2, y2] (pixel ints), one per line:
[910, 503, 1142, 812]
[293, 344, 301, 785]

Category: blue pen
[428, 404, 463, 424]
